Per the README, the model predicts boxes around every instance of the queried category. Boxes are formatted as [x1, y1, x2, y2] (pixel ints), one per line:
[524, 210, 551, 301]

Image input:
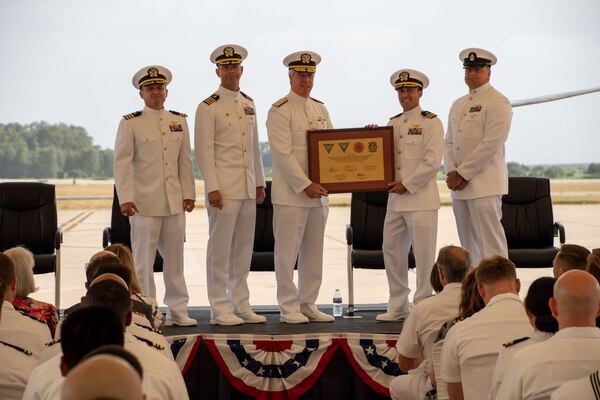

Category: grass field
[46, 179, 600, 210]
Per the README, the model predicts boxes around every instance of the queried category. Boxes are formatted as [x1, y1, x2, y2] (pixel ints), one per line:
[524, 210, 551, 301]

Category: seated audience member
[440, 256, 531, 400]
[84, 274, 189, 399]
[551, 369, 600, 400]
[50, 264, 170, 362]
[390, 246, 471, 400]
[0, 279, 37, 400]
[106, 243, 162, 327]
[495, 270, 600, 400]
[488, 276, 558, 399]
[430, 267, 484, 392]
[23, 306, 125, 400]
[553, 243, 590, 277]
[61, 354, 145, 400]
[0, 253, 52, 359]
[4, 246, 59, 337]
[63, 251, 154, 326]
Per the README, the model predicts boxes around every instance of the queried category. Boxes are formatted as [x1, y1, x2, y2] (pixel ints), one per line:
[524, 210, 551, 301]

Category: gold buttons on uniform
[242, 132, 245, 136]
[163, 147, 167, 151]
[165, 162, 168, 166]
[404, 119, 408, 123]
[399, 135, 404, 139]
[160, 117, 164, 122]
[162, 132, 166, 136]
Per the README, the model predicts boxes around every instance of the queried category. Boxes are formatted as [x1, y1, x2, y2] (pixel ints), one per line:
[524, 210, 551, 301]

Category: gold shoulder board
[272, 97, 289, 107]
[123, 111, 142, 120]
[502, 336, 529, 347]
[240, 91, 254, 101]
[203, 94, 220, 105]
[169, 110, 188, 118]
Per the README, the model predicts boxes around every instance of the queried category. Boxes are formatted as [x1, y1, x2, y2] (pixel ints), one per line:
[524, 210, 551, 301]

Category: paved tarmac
[32, 204, 600, 312]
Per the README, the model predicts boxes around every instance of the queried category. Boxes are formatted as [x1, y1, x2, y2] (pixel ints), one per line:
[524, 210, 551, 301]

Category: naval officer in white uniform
[444, 48, 512, 266]
[114, 65, 197, 327]
[195, 44, 267, 326]
[266, 51, 335, 324]
[377, 69, 444, 321]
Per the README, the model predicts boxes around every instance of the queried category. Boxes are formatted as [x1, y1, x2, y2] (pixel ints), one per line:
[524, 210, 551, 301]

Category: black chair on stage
[102, 186, 163, 272]
[250, 181, 298, 272]
[345, 190, 415, 316]
[0, 182, 63, 309]
[250, 181, 275, 271]
[501, 176, 566, 268]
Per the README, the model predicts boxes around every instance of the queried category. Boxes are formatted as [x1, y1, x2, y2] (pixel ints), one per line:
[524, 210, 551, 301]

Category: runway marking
[60, 211, 94, 232]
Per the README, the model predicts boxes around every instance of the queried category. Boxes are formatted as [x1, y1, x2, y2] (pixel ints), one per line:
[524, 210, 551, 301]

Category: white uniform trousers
[452, 195, 507, 266]
[130, 213, 190, 318]
[273, 204, 327, 314]
[390, 362, 433, 400]
[382, 210, 437, 313]
[206, 198, 256, 318]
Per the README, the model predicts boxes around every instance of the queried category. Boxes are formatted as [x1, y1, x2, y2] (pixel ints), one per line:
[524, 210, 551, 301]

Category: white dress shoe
[279, 312, 310, 324]
[210, 313, 244, 326]
[375, 312, 409, 322]
[165, 316, 198, 327]
[236, 311, 267, 324]
[301, 307, 335, 323]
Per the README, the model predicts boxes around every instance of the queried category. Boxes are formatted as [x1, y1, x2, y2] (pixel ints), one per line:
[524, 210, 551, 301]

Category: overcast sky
[1, 0, 599, 164]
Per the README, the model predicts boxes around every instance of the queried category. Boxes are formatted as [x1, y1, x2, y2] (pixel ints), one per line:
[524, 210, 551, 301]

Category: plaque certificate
[307, 127, 395, 193]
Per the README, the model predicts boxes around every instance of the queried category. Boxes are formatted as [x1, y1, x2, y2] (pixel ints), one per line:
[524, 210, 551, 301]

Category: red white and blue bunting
[204, 334, 338, 400]
[169, 333, 402, 399]
[340, 333, 401, 397]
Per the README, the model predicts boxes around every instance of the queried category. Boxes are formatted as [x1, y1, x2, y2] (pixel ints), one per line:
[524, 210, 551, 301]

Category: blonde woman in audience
[105, 244, 162, 328]
[4, 246, 59, 337]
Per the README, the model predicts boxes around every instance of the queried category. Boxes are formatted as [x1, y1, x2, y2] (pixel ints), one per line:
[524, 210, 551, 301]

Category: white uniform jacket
[266, 91, 333, 208]
[195, 86, 265, 199]
[387, 106, 444, 212]
[114, 106, 196, 216]
[444, 82, 512, 200]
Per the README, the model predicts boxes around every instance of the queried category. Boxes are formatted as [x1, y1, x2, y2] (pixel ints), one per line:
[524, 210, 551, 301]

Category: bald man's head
[550, 269, 600, 329]
[61, 354, 145, 400]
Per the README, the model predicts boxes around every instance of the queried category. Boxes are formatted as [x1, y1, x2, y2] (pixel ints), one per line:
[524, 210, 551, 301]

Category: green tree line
[0, 122, 113, 179]
[1, 122, 599, 179]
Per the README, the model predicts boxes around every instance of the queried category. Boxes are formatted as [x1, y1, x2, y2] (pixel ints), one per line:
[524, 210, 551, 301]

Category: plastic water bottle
[333, 289, 343, 317]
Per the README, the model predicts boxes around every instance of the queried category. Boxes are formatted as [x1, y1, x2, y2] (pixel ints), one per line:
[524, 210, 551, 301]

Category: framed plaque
[307, 127, 395, 193]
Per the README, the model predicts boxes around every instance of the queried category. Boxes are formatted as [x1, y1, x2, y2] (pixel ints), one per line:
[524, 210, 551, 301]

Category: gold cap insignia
[399, 71, 409, 82]
[147, 67, 159, 78]
[469, 52, 476, 62]
[301, 53, 312, 64]
[224, 46, 234, 57]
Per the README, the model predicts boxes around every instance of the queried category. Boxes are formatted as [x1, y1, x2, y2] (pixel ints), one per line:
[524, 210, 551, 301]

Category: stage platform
[163, 306, 405, 400]
[162, 306, 403, 336]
